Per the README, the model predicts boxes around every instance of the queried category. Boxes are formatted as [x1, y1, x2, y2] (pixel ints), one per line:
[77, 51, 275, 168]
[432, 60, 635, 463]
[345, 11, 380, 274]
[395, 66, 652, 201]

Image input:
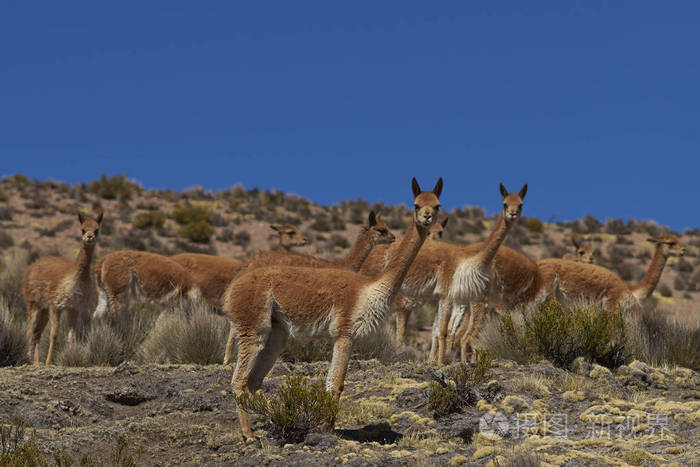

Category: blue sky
[1, 2, 698, 231]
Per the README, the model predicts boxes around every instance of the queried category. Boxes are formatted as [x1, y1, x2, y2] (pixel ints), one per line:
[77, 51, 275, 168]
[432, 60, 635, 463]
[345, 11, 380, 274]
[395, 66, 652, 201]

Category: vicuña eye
[414, 205, 419, 211]
[579, 251, 584, 255]
[94, 229, 99, 235]
[81, 229, 86, 234]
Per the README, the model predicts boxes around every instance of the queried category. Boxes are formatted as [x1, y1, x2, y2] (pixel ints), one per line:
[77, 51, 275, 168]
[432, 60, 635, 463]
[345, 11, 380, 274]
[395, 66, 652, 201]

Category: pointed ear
[270, 225, 280, 232]
[441, 217, 449, 228]
[518, 184, 528, 200]
[647, 237, 658, 244]
[78, 212, 85, 224]
[368, 210, 377, 226]
[411, 178, 421, 198]
[499, 183, 508, 199]
[96, 211, 104, 224]
[572, 236, 581, 248]
[432, 177, 443, 198]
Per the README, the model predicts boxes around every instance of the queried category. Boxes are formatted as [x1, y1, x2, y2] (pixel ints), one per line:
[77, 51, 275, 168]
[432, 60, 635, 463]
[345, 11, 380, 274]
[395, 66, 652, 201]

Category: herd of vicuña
[20, 177, 687, 439]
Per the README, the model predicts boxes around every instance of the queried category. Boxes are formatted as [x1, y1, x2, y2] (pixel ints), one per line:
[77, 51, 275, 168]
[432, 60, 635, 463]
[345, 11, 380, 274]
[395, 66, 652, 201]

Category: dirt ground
[2, 357, 700, 466]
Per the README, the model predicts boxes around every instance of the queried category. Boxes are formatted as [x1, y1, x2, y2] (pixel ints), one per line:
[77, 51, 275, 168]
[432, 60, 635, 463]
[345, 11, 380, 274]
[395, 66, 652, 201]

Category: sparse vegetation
[235, 375, 339, 444]
[132, 211, 166, 229]
[87, 174, 139, 200]
[428, 350, 491, 417]
[0, 301, 28, 367]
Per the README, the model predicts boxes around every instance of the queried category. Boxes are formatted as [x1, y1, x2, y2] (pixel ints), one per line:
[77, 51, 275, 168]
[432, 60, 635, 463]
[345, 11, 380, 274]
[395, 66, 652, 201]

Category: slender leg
[326, 335, 352, 400]
[65, 309, 80, 345]
[223, 321, 236, 365]
[248, 319, 289, 390]
[231, 332, 267, 440]
[46, 306, 61, 365]
[26, 305, 48, 365]
[395, 307, 410, 345]
[436, 297, 452, 365]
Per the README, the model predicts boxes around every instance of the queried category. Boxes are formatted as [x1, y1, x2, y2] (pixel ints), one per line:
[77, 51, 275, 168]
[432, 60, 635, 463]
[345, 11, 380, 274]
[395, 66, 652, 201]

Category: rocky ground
[2, 357, 700, 466]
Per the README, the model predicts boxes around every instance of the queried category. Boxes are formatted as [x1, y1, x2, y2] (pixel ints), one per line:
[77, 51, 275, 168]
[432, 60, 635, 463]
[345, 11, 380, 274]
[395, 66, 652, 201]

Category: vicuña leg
[223, 323, 236, 365]
[456, 302, 484, 363]
[46, 305, 61, 365]
[26, 306, 48, 365]
[231, 330, 268, 440]
[247, 318, 289, 391]
[326, 335, 352, 400]
[65, 308, 81, 346]
[429, 297, 452, 365]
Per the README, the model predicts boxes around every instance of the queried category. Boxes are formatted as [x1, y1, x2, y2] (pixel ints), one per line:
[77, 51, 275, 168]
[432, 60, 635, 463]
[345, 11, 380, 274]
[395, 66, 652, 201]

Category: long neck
[76, 243, 95, 280]
[338, 227, 374, 272]
[376, 221, 428, 299]
[631, 246, 667, 299]
[474, 214, 512, 266]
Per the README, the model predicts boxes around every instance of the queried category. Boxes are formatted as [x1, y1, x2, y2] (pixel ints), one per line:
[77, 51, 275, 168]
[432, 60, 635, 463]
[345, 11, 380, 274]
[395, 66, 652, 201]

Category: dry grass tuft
[0, 299, 28, 366]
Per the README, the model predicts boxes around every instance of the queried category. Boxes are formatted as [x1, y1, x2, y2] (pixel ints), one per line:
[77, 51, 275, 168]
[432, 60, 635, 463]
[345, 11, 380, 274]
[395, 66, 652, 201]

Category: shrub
[235, 375, 339, 444]
[178, 219, 214, 243]
[583, 214, 602, 233]
[0, 206, 12, 221]
[0, 249, 30, 313]
[310, 215, 332, 232]
[233, 230, 251, 247]
[0, 417, 46, 466]
[527, 218, 544, 234]
[171, 203, 211, 225]
[56, 341, 89, 367]
[139, 305, 228, 364]
[0, 189, 7, 202]
[327, 233, 350, 250]
[492, 300, 627, 369]
[427, 350, 491, 417]
[133, 211, 166, 229]
[85, 323, 124, 366]
[0, 232, 13, 249]
[0, 301, 28, 366]
[658, 283, 672, 298]
[626, 309, 700, 370]
[87, 174, 138, 200]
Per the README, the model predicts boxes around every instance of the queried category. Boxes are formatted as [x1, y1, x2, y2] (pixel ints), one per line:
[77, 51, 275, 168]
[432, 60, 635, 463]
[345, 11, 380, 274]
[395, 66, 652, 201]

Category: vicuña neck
[76, 243, 96, 279]
[338, 226, 375, 272]
[474, 214, 512, 266]
[632, 245, 668, 299]
[377, 221, 428, 300]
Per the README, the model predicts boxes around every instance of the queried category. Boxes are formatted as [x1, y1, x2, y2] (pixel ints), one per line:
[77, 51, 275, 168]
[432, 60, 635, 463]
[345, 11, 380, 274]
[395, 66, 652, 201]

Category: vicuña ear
[518, 184, 528, 200]
[270, 225, 280, 232]
[368, 211, 377, 226]
[411, 178, 422, 198]
[432, 177, 443, 198]
[499, 183, 508, 199]
[96, 211, 104, 224]
[78, 212, 85, 224]
[441, 217, 449, 228]
[572, 236, 581, 248]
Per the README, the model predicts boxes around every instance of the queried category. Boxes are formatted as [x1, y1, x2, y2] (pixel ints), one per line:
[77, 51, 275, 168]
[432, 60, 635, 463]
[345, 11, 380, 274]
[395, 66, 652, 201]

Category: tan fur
[270, 224, 307, 252]
[538, 234, 687, 311]
[223, 177, 442, 439]
[562, 236, 595, 263]
[23, 212, 103, 364]
[452, 245, 544, 362]
[94, 250, 195, 315]
[364, 183, 527, 364]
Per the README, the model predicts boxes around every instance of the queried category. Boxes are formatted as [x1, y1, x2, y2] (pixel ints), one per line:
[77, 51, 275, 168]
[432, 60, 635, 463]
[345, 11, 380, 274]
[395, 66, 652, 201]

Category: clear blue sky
[2, 2, 698, 231]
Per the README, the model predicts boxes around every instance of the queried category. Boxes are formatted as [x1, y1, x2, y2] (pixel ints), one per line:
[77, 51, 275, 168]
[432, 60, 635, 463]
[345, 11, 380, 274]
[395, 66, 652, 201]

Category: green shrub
[658, 283, 672, 298]
[0, 417, 48, 466]
[427, 350, 491, 417]
[527, 218, 544, 233]
[87, 174, 138, 200]
[133, 211, 166, 229]
[236, 375, 339, 444]
[178, 219, 214, 243]
[492, 300, 627, 369]
[170, 204, 211, 225]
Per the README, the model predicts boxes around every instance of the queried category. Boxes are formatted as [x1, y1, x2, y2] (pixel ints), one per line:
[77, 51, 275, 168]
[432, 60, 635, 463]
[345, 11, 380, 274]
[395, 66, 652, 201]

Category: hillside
[0, 174, 698, 319]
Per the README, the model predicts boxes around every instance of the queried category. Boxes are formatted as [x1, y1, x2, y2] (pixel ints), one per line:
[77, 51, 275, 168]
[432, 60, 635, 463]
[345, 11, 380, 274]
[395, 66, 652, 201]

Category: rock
[395, 387, 424, 409]
[304, 432, 338, 449]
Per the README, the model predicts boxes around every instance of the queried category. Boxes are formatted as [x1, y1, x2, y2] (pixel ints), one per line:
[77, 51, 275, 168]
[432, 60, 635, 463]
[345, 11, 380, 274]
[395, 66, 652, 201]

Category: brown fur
[537, 234, 687, 311]
[223, 177, 442, 439]
[94, 250, 195, 315]
[270, 224, 307, 252]
[23, 212, 103, 364]
[364, 183, 527, 365]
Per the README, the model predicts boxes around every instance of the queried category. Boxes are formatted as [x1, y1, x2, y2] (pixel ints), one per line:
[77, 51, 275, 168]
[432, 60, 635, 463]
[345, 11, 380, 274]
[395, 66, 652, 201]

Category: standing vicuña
[223, 177, 442, 439]
[93, 250, 198, 317]
[538, 234, 687, 311]
[23, 212, 103, 364]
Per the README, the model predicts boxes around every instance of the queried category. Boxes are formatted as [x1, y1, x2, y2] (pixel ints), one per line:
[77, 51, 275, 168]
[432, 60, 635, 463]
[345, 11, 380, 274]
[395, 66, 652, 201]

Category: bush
[178, 219, 214, 243]
[85, 323, 124, 366]
[658, 283, 672, 298]
[427, 350, 491, 418]
[0, 206, 12, 221]
[626, 309, 700, 370]
[56, 341, 89, 367]
[87, 174, 138, 200]
[310, 215, 332, 232]
[327, 233, 350, 250]
[0, 189, 7, 203]
[171, 204, 211, 225]
[133, 211, 166, 229]
[233, 230, 251, 247]
[0, 249, 30, 313]
[0, 232, 13, 249]
[139, 305, 228, 364]
[492, 300, 627, 369]
[526, 218, 544, 234]
[0, 301, 28, 366]
[235, 375, 339, 444]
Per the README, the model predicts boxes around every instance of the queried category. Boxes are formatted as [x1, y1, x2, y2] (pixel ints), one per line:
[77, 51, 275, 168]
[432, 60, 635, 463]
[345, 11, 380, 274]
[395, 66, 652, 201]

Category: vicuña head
[271, 224, 308, 251]
[364, 210, 395, 245]
[428, 217, 449, 241]
[23, 211, 103, 364]
[563, 236, 595, 263]
[648, 234, 687, 258]
[499, 183, 527, 224]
